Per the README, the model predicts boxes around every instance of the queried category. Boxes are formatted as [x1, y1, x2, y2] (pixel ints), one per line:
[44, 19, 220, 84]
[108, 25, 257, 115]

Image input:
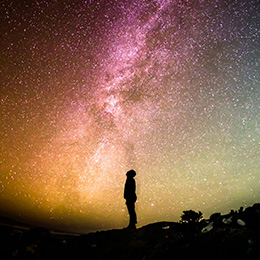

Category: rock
[201, 222, 213, 233]
[237, 219, 246, 226]
[223, 216, 233, 224]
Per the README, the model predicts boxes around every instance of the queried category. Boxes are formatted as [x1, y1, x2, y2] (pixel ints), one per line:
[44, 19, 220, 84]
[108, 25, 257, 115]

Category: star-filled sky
[0, 0, 259, 233]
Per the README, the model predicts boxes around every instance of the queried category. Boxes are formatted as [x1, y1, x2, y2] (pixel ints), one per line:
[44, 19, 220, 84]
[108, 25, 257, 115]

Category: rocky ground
[1, 204, 260, 260]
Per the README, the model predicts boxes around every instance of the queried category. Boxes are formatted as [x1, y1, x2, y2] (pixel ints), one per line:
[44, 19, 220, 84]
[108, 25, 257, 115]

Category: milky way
[0, 0, 259, 233]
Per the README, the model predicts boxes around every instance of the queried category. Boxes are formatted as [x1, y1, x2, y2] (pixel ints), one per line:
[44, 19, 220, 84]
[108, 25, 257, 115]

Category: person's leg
[131, 203, 137, 225]
[126, 202, 137, 228]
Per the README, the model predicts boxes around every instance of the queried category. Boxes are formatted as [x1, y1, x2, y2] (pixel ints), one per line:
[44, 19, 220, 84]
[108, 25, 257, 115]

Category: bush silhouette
[180, 210, 203, 224]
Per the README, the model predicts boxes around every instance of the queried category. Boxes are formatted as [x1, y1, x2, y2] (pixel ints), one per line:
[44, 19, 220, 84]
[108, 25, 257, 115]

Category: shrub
[180, 210, 203, 224]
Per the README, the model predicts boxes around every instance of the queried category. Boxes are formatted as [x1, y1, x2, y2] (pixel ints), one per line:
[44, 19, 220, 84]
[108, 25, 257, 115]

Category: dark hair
[126, 170, 136, 177]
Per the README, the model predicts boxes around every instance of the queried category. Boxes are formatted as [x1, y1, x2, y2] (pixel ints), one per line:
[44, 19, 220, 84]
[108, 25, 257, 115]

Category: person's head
[126, 169, 136, 178]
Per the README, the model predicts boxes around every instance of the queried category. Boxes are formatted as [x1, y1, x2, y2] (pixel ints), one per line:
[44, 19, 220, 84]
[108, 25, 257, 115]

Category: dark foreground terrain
[1, 204, 260, 260]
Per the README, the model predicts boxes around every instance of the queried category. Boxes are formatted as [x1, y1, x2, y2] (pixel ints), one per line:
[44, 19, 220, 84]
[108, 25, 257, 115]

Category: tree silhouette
[180, 210, 203, 224]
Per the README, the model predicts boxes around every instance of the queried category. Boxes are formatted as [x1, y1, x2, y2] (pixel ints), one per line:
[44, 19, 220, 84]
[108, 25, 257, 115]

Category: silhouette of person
[124, 170, 137, 229]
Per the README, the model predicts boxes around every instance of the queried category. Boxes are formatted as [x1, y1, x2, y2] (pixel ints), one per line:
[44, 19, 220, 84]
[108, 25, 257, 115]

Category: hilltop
[1, 203, 260, 259]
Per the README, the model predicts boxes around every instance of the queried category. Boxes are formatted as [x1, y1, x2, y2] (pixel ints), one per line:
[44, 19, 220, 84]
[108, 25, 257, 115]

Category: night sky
[0, 0, 259, 233]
